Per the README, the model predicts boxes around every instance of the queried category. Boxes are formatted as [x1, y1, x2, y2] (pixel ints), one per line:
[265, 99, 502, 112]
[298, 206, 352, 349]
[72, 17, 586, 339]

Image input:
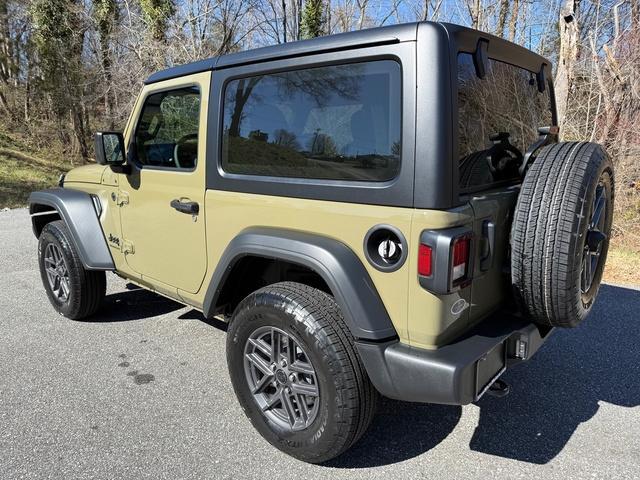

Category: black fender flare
[202, 227, 398, 341]
[28, 188, 115, 270]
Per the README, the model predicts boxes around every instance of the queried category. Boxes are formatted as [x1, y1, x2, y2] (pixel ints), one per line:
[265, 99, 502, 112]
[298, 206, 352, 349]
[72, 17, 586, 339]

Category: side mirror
[95, 131, 126, 166]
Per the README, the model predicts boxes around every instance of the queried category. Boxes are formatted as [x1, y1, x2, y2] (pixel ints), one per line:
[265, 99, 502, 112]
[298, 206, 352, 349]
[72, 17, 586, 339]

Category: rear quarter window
[457, 53, 553, 191]
[221, 60, 402, 182]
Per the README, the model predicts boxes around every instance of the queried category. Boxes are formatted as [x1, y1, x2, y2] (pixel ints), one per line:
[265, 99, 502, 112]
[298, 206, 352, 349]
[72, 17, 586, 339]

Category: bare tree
[356, 0, 368, 29]
[508, 0, 519, 42]
[496, 0, 509, 36]
[555, 0, 581, 134]
[0, 0, 17, 119]
[466, 0, 481, 30]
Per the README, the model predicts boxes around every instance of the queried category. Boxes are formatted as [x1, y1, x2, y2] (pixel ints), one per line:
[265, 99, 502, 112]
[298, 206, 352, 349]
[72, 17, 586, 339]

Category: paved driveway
[1, 208, 638, 479]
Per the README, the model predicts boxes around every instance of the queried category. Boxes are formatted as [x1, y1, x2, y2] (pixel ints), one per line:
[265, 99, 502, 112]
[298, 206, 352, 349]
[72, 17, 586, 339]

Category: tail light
[451, 235, 471, 285]
[418, 228, 473, 294]
[418, 244, 433, 277]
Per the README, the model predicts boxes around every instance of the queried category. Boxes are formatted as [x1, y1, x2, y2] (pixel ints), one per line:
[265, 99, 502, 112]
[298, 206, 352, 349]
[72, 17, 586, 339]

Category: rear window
[221, 60, 401, 182]
[457, 53, 553, 191]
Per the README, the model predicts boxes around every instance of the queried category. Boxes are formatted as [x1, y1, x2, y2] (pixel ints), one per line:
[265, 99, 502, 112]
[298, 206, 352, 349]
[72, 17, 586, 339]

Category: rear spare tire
[511, 142, 613, 328]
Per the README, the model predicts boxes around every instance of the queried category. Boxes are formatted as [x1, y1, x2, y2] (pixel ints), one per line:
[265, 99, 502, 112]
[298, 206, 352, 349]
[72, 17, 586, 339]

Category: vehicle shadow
[468, 283, 640, 464]
[329, 284, 640, 468]
[325, 400, 462, 468]
[178, 308, 228, 332]
[83, 283, 184, 322]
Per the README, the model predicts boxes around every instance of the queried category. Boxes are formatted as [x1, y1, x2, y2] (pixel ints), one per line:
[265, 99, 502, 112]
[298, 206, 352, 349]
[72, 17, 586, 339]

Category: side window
[221, 60, 402, 182]
[457, 53, 553, 191]
[134, 86, 200, 169]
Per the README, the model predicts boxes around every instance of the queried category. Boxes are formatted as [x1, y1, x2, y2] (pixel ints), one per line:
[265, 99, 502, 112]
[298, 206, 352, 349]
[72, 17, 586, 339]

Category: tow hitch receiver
[487, 378, 510, 398]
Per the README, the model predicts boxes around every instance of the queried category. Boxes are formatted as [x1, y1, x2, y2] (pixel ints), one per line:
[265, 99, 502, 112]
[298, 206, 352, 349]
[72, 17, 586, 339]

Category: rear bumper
[356, 312, 553, 405]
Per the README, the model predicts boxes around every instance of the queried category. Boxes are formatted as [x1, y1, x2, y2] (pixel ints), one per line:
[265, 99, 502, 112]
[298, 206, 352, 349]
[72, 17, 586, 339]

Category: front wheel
[226, 282, 377, 463]
[38, 220, 106, 319]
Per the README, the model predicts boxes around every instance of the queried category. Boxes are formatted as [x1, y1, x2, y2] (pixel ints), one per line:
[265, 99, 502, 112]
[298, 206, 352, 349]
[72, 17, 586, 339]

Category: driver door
[119, 72, 210, 295]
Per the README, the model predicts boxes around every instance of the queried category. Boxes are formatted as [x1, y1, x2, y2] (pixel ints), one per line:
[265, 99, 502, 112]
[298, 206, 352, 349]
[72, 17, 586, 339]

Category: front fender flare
[202, 227, 397, 341]
[29, 188, 115, 270]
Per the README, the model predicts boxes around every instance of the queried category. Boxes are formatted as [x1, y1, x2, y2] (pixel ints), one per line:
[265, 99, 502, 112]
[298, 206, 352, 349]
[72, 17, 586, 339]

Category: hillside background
[0, 0, 638, 284]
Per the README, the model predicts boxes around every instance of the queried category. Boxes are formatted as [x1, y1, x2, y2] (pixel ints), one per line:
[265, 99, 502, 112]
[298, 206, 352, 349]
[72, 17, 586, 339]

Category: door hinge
[116, 192, 129, 207]
[122, 239, 135, 255]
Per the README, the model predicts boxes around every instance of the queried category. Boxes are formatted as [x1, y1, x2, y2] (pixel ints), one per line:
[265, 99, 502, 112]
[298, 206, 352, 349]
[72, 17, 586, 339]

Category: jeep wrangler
[29, 22, 613, 463]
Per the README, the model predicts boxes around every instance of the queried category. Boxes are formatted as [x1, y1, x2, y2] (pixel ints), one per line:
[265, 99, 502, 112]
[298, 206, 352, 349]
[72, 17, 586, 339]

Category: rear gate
[467, 188, 519, 323]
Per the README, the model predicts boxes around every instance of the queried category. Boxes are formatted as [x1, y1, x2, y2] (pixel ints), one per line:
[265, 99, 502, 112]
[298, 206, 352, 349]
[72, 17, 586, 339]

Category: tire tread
[227, 281, 378, 463]
[39, 220, 106, 320]
[511, 142, 613, 327]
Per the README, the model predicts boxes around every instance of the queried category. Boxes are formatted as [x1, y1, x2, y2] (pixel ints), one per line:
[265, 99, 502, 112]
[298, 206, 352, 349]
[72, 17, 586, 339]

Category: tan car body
[32, 21, 563, 414]
[62, 70, 507, 350]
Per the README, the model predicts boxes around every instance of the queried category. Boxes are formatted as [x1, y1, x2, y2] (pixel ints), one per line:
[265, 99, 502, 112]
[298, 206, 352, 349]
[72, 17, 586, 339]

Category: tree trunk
[0, 0, 16, 120]
[297, 0, 302, 40]
[24, 75, 29, 122]
[101, 43, 115, 128]
[0, 88, 10, 114]
[555, 0, 581, 135]
[467, 0, 481, 30]
[496, 0, 509, 37]
[93, 0, 118, 127]
[71, 105, 90, 164]
[228, 78, 261, 137]
[282, 0, 287, 42]
[508, 0, 520, 42]
[357, 0, 367, 30]
[69, 4, 89, 164]
[325, 0, 331, 34]
[0, 0, 13, 82]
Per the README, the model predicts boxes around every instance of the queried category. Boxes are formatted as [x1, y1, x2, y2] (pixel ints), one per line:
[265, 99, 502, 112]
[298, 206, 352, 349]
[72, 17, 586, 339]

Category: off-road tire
[226, 281, 378, 463]
[511, 142, 614, 328]
[38, 220, 106, 319]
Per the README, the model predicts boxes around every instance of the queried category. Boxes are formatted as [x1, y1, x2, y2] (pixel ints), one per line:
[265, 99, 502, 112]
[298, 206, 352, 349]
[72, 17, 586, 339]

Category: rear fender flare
[202, 227, 397, 341]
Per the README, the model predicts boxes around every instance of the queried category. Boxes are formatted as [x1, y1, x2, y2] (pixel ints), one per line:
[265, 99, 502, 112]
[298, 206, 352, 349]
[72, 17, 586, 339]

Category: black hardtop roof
[145, 22, 420, 84]
[145, 21, 551, 85]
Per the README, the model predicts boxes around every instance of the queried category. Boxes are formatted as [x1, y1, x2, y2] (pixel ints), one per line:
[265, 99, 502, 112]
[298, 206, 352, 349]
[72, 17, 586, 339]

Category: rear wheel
[511, 142, 614, 328]
[38, 220, 106, 319]
[226, 281, 377, 463]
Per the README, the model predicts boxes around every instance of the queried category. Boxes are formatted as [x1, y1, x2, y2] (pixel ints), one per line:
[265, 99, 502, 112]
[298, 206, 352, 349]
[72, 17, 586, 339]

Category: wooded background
[0, 0, 638, 243]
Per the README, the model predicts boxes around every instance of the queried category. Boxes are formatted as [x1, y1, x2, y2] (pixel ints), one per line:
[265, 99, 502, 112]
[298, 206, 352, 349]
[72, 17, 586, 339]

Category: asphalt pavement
[1, 208, 639, 479]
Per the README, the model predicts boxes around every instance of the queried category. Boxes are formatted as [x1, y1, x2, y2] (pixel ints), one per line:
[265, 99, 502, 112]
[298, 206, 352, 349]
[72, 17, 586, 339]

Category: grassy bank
[604, 237, 640, 287]
[0, 130, 72, 209]
[0, 148, 71, 208]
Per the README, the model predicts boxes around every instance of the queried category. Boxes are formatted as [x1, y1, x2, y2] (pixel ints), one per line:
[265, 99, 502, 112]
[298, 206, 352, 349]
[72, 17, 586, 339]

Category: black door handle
[170, 199, 199, 215]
